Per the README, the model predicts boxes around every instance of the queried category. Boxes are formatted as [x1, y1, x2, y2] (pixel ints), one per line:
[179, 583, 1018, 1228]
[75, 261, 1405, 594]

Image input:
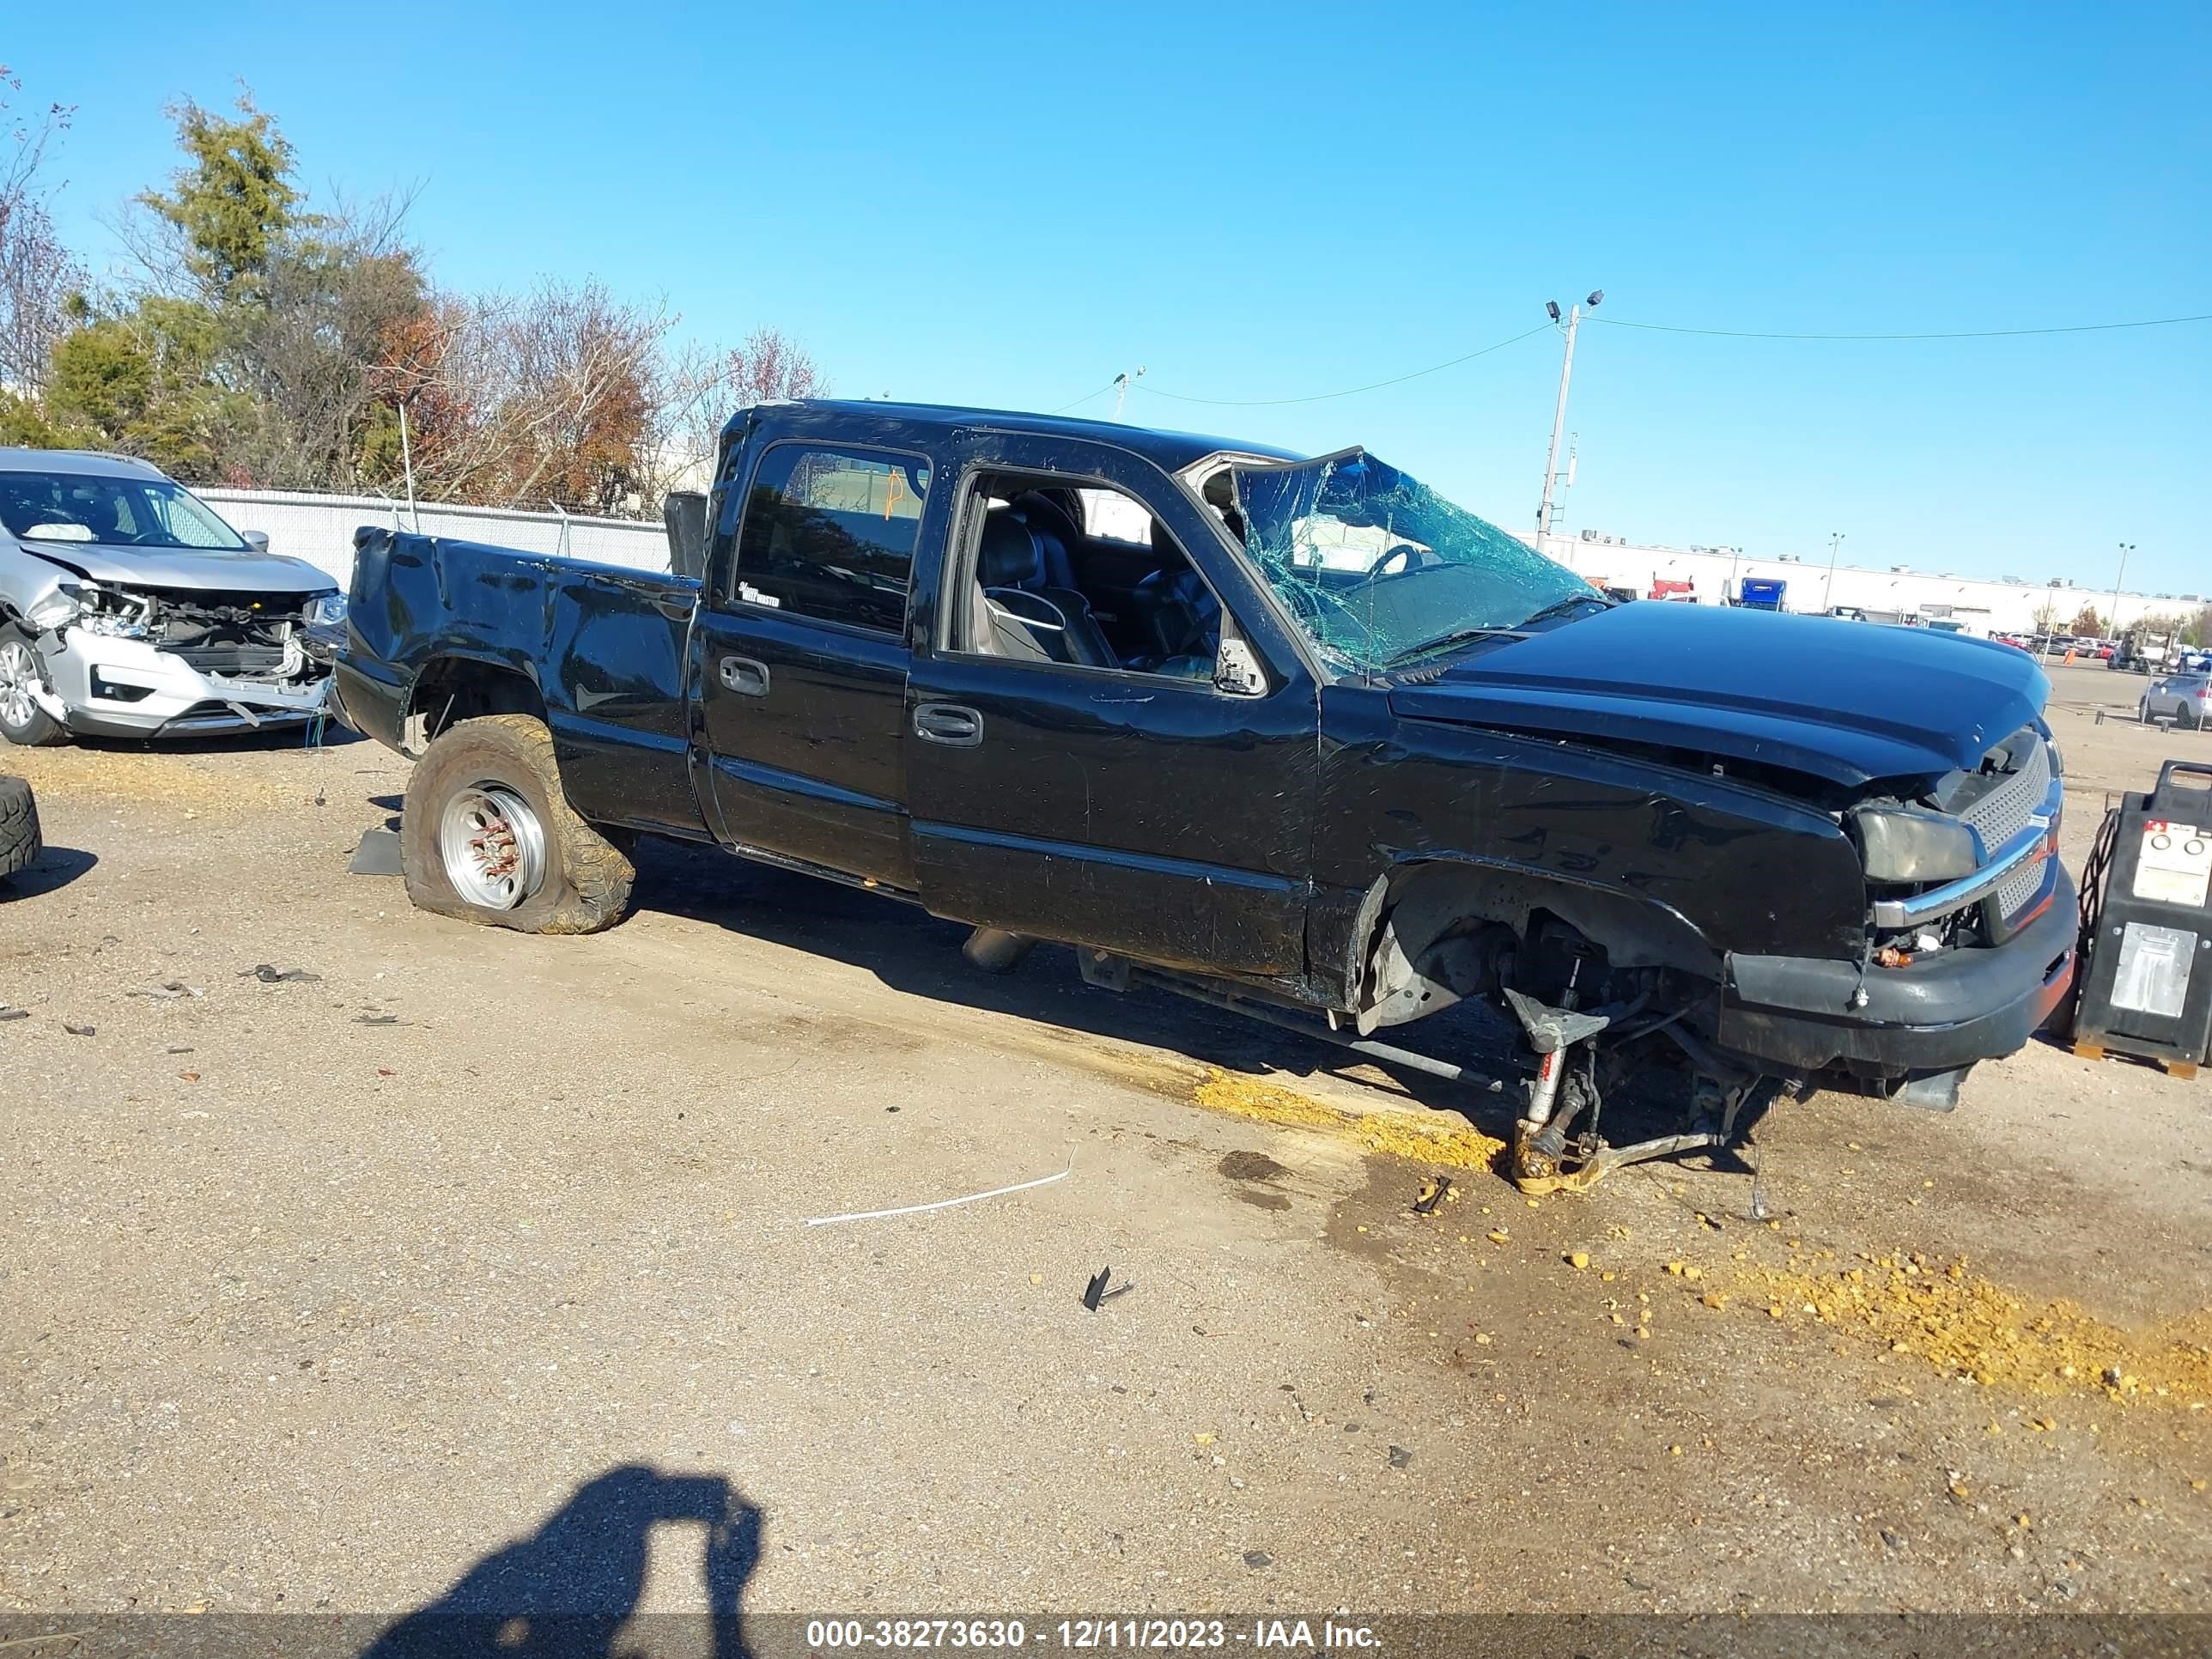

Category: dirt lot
[1, 662, 2207, 1630]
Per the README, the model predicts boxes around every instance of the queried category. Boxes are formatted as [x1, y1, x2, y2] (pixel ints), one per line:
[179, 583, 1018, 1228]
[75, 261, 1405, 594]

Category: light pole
[1534, 290, 1603, 553]
[1821, 532, 1844, 615]
[2111, 542, 2135, 643]
[1111, 367, 1146, 422]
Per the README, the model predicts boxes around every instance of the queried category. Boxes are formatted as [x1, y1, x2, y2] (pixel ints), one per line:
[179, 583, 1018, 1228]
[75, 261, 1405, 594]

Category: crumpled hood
[13, 537, 337, 594]
[1388, 601, 2047, 790]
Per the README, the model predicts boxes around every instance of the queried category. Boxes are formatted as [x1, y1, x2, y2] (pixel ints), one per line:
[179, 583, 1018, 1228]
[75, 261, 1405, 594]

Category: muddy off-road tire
[0, 774, 40, 884]
[400, 714, 635, 934]
[0, 625, 70, 748]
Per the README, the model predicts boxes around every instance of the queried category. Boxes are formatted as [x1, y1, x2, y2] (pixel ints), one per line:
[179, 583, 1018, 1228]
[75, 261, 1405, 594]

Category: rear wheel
[400, 713, 635, 933]
[0, 627, 70, 748]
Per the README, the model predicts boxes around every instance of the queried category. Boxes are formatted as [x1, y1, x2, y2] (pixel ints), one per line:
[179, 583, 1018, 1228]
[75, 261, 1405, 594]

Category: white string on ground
[802, 1158, 1074, 1226]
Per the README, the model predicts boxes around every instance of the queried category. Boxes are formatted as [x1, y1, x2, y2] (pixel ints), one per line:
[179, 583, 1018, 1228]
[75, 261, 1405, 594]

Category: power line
[1045, 379, 1121, 414]
[1045, 302, 2209, 418]
[1590, 312, 2212, 342]
[1133, 324, 1553, 408]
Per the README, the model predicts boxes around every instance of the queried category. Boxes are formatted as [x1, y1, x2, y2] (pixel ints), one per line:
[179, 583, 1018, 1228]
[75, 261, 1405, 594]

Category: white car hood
[12, 537, 336, 593]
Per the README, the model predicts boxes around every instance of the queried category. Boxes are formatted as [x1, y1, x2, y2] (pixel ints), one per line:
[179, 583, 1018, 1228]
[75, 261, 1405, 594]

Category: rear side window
[733, 445, 930, 634]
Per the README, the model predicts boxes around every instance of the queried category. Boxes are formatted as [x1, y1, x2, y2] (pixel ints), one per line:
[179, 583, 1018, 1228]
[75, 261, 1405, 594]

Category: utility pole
[1534, 291, 1602, 554]
[2112, 542, 2135, 642]
[1822, 532, 1845, 615]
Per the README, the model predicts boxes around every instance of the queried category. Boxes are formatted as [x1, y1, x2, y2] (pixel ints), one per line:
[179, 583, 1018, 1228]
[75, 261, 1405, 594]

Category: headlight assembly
[307, 592, 348, 628]
[27, 582, 152, 639]
[1850, 805, 1982, 884]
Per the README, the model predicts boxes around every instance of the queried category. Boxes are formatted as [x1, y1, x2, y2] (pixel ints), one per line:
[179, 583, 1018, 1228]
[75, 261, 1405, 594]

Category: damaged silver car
[0, 449, 343, 745]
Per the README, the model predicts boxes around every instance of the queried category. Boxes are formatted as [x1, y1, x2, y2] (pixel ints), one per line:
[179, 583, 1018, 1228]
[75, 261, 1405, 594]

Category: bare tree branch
[0, 66, 84, 393]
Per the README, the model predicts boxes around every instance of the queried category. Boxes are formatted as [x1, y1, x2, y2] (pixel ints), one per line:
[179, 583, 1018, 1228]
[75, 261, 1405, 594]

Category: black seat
[976, 513, 1117, 669]
[1127, 555, 1220, 677]
[1006, 491, 1086, 592]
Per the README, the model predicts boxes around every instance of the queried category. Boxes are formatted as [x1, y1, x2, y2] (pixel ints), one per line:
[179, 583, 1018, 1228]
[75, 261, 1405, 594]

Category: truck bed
[337, 529, 711, 837]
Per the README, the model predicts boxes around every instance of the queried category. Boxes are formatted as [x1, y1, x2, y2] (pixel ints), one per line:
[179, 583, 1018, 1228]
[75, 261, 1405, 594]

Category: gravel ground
[0, 663, 2206, 1631]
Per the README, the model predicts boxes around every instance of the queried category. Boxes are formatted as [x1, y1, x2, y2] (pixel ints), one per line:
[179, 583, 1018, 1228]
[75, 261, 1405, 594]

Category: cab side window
[732, 446, 931, 635]
[954, 473, 1224, 684]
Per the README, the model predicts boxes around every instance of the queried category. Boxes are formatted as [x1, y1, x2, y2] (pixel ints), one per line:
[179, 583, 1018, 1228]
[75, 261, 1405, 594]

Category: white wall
[1536, 532, 2199, 635]
[188, 483, 2193, 641]
[193, 487, 672, 587]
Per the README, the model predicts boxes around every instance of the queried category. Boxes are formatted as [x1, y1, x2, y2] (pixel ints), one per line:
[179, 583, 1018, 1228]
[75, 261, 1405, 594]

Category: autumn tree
[10, 87, 834, 514]
[481, 281, 665, 513]
[2069, 605, 2107, 637]
[109, 96, 434, 486]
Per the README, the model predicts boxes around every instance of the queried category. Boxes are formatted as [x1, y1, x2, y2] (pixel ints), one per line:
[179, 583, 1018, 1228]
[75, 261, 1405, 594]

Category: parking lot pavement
[1, 670, 2207, 1624]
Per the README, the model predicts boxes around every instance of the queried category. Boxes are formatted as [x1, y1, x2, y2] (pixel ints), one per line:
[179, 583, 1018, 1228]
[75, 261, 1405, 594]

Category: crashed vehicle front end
[0, 453, 343, 742]
[1207, 447, 2073, 1185]
[17, 578, 338, 738]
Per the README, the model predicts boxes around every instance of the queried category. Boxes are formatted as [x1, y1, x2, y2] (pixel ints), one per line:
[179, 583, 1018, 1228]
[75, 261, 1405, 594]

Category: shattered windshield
[1227, 449, 1601, 674]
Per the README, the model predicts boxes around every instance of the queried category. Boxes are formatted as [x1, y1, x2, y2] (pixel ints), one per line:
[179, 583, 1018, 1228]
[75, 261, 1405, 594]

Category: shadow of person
[361, 1465, 762, 1659]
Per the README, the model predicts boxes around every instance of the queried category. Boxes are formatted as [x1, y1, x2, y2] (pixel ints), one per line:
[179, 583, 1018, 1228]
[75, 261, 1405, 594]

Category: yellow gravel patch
[1737, 1256, 2212, 1407]
[1191, 1066, 1505, 1170]
[3, 745, 292, 810]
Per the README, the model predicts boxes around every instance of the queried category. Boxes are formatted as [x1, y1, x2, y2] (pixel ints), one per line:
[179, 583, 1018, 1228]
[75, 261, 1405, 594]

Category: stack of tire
[0, 775, 40, 891]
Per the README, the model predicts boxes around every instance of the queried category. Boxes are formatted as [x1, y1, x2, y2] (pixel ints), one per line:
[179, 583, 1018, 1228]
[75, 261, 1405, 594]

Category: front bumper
[1718, 866, 2077, 1075]
[38, 629, 332, 739]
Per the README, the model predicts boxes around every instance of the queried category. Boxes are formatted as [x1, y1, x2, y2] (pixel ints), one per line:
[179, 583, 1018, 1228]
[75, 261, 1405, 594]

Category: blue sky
[9, 0, 2209, 592]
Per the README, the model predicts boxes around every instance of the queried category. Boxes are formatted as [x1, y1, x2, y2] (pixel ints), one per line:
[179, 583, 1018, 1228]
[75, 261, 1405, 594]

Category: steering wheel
[1365, 543, 1429, 579]
[1279, 577, 1380, 660]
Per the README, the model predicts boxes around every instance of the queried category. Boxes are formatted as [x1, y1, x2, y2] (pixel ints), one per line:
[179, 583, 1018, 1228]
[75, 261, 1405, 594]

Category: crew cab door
[903, 433, 1320, 978]
[695, 437, 943, 888]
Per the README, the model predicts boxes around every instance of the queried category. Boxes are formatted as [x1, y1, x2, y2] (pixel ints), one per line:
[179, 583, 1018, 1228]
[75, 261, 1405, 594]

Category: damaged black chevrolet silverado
[334, 402, 2074, 1187]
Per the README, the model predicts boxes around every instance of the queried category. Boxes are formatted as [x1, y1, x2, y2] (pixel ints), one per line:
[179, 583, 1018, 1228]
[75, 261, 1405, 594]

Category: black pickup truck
[335, 401, 2074, 1184]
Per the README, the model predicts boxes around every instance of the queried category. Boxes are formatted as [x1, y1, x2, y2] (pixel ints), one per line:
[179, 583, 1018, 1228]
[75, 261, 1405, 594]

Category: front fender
[1308, 687, 1868, 1006]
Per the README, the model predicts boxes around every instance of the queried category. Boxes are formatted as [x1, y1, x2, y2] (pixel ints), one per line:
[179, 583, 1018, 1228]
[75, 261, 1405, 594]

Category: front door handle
[913, 702, 982, 747]
[719, 655, 770, 696]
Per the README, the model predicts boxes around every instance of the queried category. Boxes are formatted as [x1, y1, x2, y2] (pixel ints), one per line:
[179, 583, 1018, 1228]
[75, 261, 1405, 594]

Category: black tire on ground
[400, 713, 635, 934]
[0, 624, 70, 748]
[0, 774, 41, 884]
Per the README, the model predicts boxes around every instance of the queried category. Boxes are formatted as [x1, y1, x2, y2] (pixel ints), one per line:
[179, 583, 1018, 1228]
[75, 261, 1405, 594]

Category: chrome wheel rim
[438, 783, 546, 909]
[0, 641, 39, 731]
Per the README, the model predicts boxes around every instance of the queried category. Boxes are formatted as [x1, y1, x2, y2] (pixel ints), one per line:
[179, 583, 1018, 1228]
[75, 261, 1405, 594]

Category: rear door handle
[719, 655, 770, 696]
[913, 702, 982, 747]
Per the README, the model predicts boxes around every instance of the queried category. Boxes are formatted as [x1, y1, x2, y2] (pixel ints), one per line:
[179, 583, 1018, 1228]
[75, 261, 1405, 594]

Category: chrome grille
[1958, 733, 2052, 922]
[1992, 856, 2046, 920]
